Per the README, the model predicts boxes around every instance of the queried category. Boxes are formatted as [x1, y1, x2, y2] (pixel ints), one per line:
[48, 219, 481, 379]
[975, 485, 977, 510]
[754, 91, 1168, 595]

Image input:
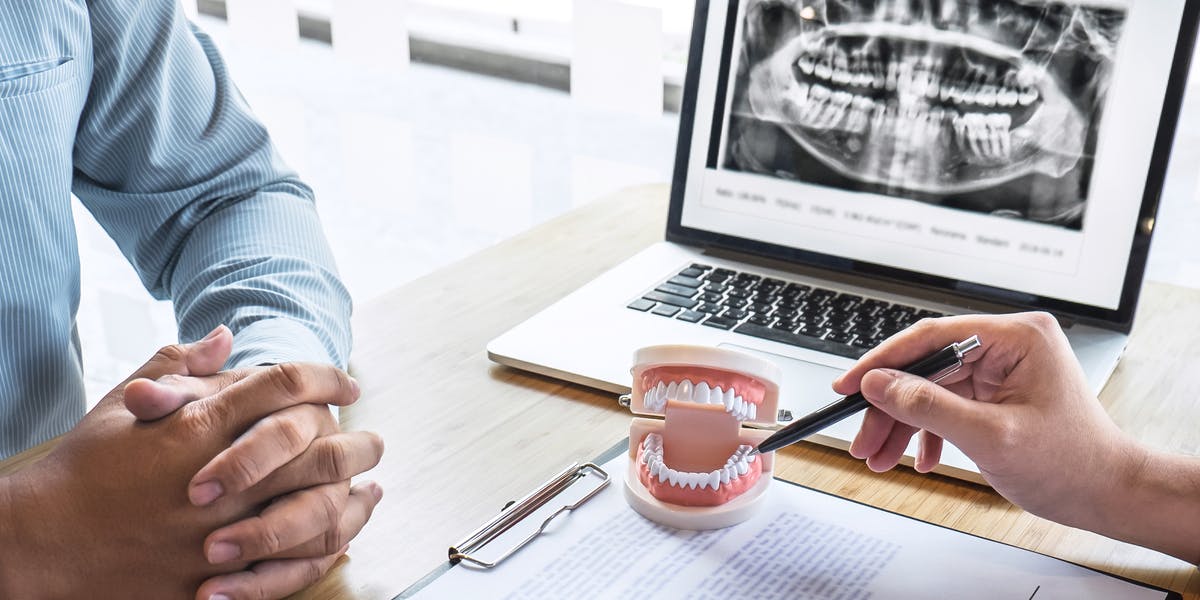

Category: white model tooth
[666, 381, 678, 402]
[709, 471, 722, 489]
[798, 53, 815, 75]
[720, 467, 732, 484]
[666, 468, 680, 486]
[644, 386, 658, 409]
[736, 460, 749, 476]
[709, 385, 723, 405]
[655, 382, 666, 406]
[650, 460, 662, 477]
[695, 382, 710, 404]
[748, 403, 757, 421]
[678, 379, 693, 403]
[747, 453, 757, 464]
[658, 466, 670, 483]
[686, 473, 699, 489]
[722, 388, 736, 411]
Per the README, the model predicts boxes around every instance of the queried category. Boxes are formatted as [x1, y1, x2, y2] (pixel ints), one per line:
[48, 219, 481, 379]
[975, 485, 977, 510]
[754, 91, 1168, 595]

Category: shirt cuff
[227, 318, 339, 369]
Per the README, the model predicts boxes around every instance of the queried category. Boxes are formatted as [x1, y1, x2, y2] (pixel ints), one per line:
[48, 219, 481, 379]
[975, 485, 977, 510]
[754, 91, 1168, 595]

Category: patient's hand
[0, 327, 384, 599]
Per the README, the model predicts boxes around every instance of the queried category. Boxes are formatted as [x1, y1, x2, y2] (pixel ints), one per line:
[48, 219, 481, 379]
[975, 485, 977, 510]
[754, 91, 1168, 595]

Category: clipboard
[397, 439, 1183, 599]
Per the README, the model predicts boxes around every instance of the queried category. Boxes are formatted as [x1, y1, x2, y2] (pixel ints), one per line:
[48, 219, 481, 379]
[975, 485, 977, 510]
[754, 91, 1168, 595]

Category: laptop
[490, 0, 1200, 482]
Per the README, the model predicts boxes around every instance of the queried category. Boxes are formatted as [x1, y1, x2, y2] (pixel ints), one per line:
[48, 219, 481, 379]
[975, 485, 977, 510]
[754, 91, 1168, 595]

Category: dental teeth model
[624, 345, 782, 531]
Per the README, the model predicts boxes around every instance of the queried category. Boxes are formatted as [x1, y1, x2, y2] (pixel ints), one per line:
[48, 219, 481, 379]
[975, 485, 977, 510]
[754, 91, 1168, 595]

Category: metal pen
[753, 335, 983, 455]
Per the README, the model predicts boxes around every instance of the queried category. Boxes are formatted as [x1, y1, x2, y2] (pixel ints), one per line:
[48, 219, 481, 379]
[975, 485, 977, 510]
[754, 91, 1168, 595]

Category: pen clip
[929, 361, 963, 384]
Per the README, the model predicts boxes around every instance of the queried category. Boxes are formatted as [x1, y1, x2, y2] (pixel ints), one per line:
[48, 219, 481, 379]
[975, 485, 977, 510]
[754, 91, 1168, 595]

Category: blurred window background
[76, 0, 1200, 404]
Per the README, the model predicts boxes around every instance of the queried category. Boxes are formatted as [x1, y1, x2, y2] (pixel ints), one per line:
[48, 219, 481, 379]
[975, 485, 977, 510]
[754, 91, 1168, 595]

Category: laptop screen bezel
[666, 0, 1200, 333]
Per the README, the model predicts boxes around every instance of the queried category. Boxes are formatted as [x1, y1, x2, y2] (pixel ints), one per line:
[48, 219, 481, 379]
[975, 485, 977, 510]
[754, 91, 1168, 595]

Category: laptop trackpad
[719, 344, 846, 422]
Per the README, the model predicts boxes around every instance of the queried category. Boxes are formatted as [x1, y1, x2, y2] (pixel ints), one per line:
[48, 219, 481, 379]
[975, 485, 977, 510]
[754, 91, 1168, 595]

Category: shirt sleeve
[71, 2, 351, 368]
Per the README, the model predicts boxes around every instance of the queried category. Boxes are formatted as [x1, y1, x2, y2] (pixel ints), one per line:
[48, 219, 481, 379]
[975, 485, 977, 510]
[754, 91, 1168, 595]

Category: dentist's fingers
[188, 404, 336, 506]
[206, 481, 382, 564]
[915, 430, 944, 473]
[195, 547, 347, 600]
[251, 431, 386, 504]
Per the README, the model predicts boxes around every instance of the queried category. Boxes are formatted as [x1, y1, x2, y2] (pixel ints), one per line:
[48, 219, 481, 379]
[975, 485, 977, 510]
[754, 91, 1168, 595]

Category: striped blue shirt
[0, 1, 352, 458]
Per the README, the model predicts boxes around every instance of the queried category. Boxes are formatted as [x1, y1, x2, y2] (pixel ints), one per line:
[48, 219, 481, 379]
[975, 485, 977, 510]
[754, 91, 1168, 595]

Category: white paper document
[411, 451, 1171, 599]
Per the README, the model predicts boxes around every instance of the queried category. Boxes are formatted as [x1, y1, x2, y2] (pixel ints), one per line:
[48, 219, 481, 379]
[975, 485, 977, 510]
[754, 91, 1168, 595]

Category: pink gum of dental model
[625, 345, 782, 530]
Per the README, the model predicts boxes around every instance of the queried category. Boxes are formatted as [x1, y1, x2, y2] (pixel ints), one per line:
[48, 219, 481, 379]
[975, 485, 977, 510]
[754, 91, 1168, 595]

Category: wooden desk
[3, 185, 1199, 598]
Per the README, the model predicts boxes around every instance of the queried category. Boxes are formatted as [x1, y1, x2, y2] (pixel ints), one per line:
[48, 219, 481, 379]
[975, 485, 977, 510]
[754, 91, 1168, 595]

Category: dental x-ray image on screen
[722, 0, 1127, 231]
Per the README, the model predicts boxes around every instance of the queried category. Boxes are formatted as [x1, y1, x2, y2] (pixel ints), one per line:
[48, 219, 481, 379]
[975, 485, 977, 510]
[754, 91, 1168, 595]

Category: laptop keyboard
[626, 264, 946, 360]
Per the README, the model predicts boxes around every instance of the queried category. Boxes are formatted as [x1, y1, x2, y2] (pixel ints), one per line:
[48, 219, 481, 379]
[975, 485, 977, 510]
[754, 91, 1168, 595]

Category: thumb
[860, 369, 1001, 455]
[122, 325, 234, 420]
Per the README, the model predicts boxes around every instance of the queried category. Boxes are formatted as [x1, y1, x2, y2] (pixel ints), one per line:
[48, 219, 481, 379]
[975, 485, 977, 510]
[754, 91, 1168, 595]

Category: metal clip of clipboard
[448, 462, 610, 569]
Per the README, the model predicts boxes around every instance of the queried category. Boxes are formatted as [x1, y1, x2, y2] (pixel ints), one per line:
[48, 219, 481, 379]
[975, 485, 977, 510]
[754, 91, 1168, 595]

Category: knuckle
[229, 451, 266, 488]
[1025, 311, 1059, 332]
[316, 489, 345, 551]
[272, 416, 311, 454]
[303, 557, 328, 586]
[153, 344, 188, 365]
[269, 363, 309, 400]
[320, 438, 352, 481]
[256, 519, 285, 556]
[897, 380, 937, 418]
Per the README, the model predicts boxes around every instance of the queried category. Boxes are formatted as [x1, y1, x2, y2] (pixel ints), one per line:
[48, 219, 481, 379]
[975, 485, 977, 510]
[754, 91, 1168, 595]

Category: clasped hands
[1, 326, 384, 599]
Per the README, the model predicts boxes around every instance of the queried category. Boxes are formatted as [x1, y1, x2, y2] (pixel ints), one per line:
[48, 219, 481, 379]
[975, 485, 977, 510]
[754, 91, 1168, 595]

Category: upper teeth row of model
[797, 55, 1040, 108]
[640, 433, 756, 490]
[643, 379, 758, 421]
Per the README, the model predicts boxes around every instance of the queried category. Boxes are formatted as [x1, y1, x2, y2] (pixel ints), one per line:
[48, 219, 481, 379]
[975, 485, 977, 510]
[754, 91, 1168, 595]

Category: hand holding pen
[754, 335, 982, 455]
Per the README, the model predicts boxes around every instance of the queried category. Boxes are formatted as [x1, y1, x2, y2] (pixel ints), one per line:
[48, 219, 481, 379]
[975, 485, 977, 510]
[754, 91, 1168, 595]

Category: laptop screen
[668, 0, 1199, 329]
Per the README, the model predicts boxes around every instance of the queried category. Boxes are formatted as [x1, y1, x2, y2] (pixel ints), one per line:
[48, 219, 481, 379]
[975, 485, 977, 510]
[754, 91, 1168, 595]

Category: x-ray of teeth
[722, 0, 1127, 230]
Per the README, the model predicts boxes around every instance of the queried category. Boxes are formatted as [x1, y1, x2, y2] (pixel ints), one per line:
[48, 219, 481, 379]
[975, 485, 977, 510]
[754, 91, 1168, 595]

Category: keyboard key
[852, 337, 876, 349]
[729, 278, 757, 290]
[915, 310, 945, 320]
[727, 288, 751, 299]
[668, 276, 703, 289]
[679, 267, 706, 278]
[708, 269, 735, 282]
[750, 303, 774, 314]
[677, 310, 706, 323]
[690, 263, 713, 272]
[734, 323, 867, 359]
[642, 291, 699, 309]
[748, 314, 774, 326]
[701, 292, 723, 303]
[656, 283, 698, 298]
[652, 305, 680, 318]
[703, 282, 728, 293]
[759, 277, 785, 290]
[798, 323, 829, 337]
[721, 308, 749, 320]
[697, 303, 723, 314]
[781, 284, 811, 299]
[627, 299, 656, 312]
[752, 291, 779, 304]
[825, 330, 852, 344]
[726, 297, 749, 309]
[808, 289, 836, 304]
[772, 320, 798, 332]
[703, 316, 738, 330]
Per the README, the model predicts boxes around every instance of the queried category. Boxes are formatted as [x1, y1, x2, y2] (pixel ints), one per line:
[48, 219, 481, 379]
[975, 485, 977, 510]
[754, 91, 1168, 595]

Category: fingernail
[209, 595, 231, 600]
[207, 541, 241, 564]
[201, 325, 225, 343]
[370, 482, 384, 502]
[349, 377, 361, 397]
[190, 480, 224, 506]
